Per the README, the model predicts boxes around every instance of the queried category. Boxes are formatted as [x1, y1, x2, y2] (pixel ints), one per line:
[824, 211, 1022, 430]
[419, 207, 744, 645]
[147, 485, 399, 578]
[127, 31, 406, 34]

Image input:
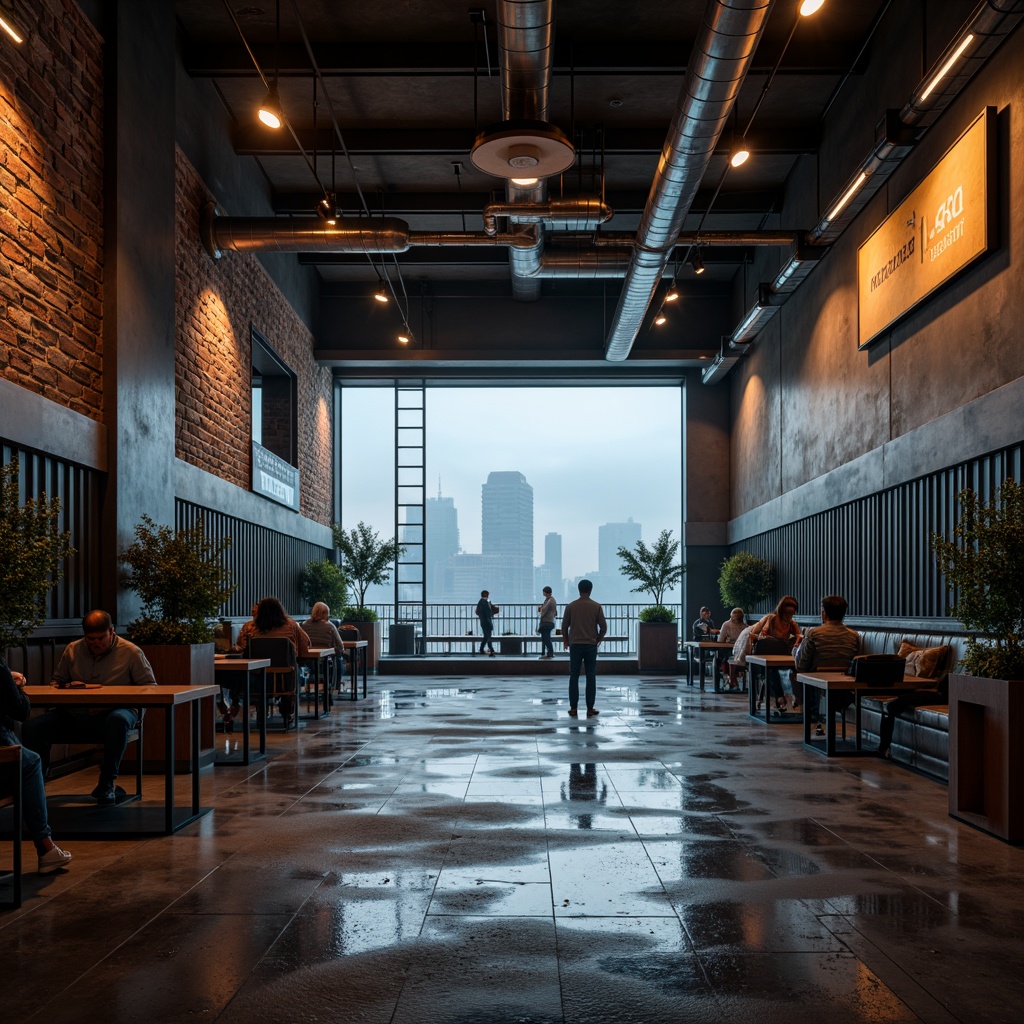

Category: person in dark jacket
[1, 656, 72, 874]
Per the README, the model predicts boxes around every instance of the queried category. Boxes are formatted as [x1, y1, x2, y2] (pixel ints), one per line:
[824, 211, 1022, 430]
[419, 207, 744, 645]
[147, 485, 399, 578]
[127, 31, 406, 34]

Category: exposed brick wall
[0, 0, 104, 420]
[175, 148, 333, 525]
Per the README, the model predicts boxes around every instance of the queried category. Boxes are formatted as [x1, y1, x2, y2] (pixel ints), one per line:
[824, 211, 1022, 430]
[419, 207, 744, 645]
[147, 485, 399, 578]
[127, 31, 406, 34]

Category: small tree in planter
[618, 529, 685, 670]
[718, 551, 773, 618]
[0, 456, 75, 654]
[332, 521, 404, 616]
[299, 558, 348, 613]
[617, 528, 685, 618]
[121, 514, 236, 645]
[932, 478, 1024, 680]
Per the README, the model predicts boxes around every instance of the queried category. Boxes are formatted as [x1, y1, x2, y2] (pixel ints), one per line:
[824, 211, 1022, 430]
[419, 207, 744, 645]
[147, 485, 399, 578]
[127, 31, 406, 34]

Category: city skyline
[341, 386, 682, 582]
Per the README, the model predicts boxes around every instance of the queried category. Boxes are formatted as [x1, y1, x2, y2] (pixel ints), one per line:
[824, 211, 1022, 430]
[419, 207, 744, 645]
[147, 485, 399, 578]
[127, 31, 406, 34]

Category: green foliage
[0, 456, 75, 652]
[639, 604, 677, 623]
[339, 604, 378, 622]
[299, 558, 348, 611]
[932, 479, 1024, 680]
[718, 551, 774, 612]
[121, 515, 236, 646]
[616, 529, 685, 608]
[332, 521, 404, 609]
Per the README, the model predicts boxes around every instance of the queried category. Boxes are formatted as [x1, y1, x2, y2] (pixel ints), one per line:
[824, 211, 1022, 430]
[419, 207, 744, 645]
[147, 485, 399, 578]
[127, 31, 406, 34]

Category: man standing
[475, 590, 496, 656]
[537, 586, 557, 660]
[794, 595, 860, 735]
[561, 579, 607, 718]
[22, 609, 156, 804]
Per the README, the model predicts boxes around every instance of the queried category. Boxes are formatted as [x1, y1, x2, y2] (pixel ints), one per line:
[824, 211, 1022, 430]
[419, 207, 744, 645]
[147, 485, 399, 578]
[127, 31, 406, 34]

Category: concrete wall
[727, 3, 1024, 542]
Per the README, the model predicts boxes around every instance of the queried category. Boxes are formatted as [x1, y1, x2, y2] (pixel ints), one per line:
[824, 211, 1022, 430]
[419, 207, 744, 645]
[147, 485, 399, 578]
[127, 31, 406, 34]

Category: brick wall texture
[175, 149, 334, 525]
[0, 0, 104, 420]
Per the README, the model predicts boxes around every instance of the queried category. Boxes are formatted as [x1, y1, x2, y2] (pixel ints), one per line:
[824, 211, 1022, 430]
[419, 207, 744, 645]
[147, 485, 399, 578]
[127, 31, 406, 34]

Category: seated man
[22, 610, 155, 804]
[1, 657, 72, 874]
[794, 595, 860, 735]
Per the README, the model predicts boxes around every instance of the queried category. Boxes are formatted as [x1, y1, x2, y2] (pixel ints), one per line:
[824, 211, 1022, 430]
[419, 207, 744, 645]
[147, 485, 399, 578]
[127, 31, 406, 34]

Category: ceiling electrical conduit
[719, 0, 1024, 370]
[603, 0, 777, 362]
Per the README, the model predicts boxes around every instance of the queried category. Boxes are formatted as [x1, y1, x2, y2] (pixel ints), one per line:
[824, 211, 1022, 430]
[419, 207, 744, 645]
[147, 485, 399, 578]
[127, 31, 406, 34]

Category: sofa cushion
[896, 640, 950, 679]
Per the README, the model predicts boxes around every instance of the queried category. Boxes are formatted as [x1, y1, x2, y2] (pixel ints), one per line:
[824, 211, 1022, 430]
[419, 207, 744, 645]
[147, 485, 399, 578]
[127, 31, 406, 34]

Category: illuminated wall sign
[857, 107, 995, 349]
[252, 440, 300, 511]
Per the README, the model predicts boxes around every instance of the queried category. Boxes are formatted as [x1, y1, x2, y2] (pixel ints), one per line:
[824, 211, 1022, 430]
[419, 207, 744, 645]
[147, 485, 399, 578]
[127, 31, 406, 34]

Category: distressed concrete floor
[2, 674, 1022, 1023]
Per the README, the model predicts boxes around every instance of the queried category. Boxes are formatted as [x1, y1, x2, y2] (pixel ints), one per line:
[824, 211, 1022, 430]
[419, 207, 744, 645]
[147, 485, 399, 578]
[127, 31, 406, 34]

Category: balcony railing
[365, 602, 683, 655]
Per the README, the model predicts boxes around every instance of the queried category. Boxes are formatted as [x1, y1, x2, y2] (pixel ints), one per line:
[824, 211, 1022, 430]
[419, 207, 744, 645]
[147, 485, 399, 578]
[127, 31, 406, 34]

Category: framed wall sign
[857, 107, 995, 349]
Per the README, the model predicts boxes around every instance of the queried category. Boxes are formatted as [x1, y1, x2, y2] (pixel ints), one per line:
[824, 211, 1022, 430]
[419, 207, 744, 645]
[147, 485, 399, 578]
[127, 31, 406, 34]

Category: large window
[251, 327, 296, 465]
[339, 385, 683, 608]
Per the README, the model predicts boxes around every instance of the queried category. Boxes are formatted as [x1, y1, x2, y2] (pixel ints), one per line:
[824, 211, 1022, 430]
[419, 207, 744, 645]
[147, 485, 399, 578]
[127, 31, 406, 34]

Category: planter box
[499, 638, 523, 655]
[134, 642, 216, 773]
[949, 673, 1024, 843]
[637, 621, 679, 672]
[343, 620, 381, 673]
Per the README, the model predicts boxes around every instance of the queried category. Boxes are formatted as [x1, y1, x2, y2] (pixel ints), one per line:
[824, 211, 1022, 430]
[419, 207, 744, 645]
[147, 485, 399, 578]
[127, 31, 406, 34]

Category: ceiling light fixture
[316, 192, 337, 225]
[826, 171, 868, 223]
[919, 33, 975, 102]
[798, 0, 826, 16]
[374, 286, 389, 304]
[257, 0, 283, 128]
[730, 146, 750, 168]
[0, 10, 24, 43]
[470, 119, 575, 183]
[692, 248, 706, 275]
[665, 281, 679, 302]
[654, 309, 667, 326]
[510, 176, 540, 187]
[398, 329, 412, 344]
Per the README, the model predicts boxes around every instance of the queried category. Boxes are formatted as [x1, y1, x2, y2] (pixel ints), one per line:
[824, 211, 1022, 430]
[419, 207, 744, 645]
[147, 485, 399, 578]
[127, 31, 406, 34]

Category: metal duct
[482, 197, 613, 236]
[498, 0, 557, 301]
[604, 0, 776, 362]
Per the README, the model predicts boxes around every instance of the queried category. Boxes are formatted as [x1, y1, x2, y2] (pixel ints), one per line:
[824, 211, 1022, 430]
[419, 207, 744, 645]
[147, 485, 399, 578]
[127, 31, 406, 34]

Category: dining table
[746, 653, 800, 723]
[681, 640, 735, 692]
[213, 656, 269, 765]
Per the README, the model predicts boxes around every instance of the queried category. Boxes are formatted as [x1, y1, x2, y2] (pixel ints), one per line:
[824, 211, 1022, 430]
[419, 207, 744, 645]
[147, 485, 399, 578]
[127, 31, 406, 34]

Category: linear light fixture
[825, 171, 868, 224]
[918, 33, 975, 103]
[0, 10, 24, 43]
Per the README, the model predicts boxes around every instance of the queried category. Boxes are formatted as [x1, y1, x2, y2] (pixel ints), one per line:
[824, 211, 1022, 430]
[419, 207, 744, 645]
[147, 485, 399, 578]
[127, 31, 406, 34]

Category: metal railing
[369, 602, 684, 655]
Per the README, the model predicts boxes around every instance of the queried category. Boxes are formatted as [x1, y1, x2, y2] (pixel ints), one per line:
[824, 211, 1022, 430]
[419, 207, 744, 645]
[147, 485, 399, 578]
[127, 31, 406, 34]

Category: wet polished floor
[3, 674, 1022, 1023]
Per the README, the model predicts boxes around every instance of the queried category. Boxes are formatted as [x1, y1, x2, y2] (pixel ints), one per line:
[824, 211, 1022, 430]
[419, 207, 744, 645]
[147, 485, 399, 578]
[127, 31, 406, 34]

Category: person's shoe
[586, 708, 600, 717]
[488, 650, 496, 657]
[568, 707, 578, 718]
[92, 781, 116, 804]
[37, 844, 72, 875]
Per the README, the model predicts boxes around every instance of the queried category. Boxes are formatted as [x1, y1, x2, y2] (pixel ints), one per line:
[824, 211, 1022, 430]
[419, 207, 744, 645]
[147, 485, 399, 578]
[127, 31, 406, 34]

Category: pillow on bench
[896, 640, 950, 679]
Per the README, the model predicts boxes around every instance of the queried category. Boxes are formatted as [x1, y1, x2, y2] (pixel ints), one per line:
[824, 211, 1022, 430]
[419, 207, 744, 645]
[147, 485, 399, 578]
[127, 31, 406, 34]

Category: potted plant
[932, 479, 1024, 841]
[617, 529, 685, 671]
[299, 558, 348, 613]
[121, 514, 235, 768]
[0, 455, 74, 657]
[333, 521, 404, 670]
[718, 551, 773, 620]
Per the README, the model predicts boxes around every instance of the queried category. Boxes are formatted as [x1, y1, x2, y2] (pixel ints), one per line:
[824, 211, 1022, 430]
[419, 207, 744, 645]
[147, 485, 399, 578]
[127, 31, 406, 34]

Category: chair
[1, 744, 24, 908]
[249, 638, 298, 729]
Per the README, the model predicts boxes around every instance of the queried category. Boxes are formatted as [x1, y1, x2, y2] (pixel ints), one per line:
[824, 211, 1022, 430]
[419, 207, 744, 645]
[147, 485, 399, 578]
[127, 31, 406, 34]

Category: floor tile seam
[816, 913, 966, 1024]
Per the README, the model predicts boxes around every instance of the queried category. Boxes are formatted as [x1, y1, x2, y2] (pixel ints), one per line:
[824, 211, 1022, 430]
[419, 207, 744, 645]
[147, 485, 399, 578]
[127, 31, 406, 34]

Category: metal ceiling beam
[233, 125, 815, 157]
[182, 39, 862, 78]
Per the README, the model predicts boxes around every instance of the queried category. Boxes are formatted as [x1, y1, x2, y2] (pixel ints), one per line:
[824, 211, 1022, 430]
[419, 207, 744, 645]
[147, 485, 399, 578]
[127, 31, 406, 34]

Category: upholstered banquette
[853, 629, 971, 783]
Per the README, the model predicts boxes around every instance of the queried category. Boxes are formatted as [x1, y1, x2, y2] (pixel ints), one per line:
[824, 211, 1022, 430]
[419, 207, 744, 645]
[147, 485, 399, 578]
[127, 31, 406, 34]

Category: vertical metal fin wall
[394, 384, 426, 634]
[734, 444, 1022, 623]
[2, 442, 101, 629]
[176, 499, 331, 618]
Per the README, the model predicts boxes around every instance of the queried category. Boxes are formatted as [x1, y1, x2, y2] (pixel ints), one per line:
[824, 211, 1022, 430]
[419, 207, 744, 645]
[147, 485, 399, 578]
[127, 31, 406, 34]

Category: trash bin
[389, 623, 416, 655]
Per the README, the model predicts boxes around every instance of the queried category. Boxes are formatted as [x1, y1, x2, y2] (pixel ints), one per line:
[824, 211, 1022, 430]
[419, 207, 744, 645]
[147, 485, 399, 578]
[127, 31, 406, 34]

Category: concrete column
[682, 374, 731, 629]
[101, 0, 177, 623]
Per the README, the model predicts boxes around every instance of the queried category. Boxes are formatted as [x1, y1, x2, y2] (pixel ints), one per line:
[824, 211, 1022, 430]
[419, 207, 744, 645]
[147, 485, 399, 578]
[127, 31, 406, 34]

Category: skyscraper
[535, 532, 562, 599]
[425, 492, 460, 601]
[599, 518, 643, 601]
[481, 471, 534, 601]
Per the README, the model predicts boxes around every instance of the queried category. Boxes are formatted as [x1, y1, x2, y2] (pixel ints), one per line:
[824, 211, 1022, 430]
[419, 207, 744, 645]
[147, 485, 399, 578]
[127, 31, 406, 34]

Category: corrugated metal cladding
[175, 499, 332, 618]
[2, 443, 101, 623]
[735, 445, 1023, 622]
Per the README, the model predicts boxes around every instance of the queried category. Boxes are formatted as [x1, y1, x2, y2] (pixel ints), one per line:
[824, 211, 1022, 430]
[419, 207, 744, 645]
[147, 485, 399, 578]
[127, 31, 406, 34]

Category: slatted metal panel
[2, 442, 100, 627]
[175, 499, 331, 618]
[736, 444, 1023, 621]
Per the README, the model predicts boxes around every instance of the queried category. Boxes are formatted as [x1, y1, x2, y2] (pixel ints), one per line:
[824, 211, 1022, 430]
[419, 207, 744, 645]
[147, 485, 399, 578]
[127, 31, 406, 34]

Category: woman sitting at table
[751, 596, 803, 713]
[717, 608, 747, 688]
[245, 597, 311, 728]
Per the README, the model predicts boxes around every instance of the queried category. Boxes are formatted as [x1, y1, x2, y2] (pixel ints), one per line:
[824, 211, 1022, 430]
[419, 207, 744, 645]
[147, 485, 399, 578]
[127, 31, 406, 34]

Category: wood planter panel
[948, 673, 1024, 843]
[130, 643, 216, 773]
[637, 622, 679, 672]
[344, 621, 381, 672]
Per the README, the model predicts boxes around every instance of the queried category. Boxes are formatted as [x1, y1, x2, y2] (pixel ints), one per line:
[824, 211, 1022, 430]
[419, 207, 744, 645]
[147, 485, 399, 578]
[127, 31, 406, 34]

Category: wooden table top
[795, 670, 931, 690]
[23, 684, 220, 706]
[214, 657, 271, 670]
